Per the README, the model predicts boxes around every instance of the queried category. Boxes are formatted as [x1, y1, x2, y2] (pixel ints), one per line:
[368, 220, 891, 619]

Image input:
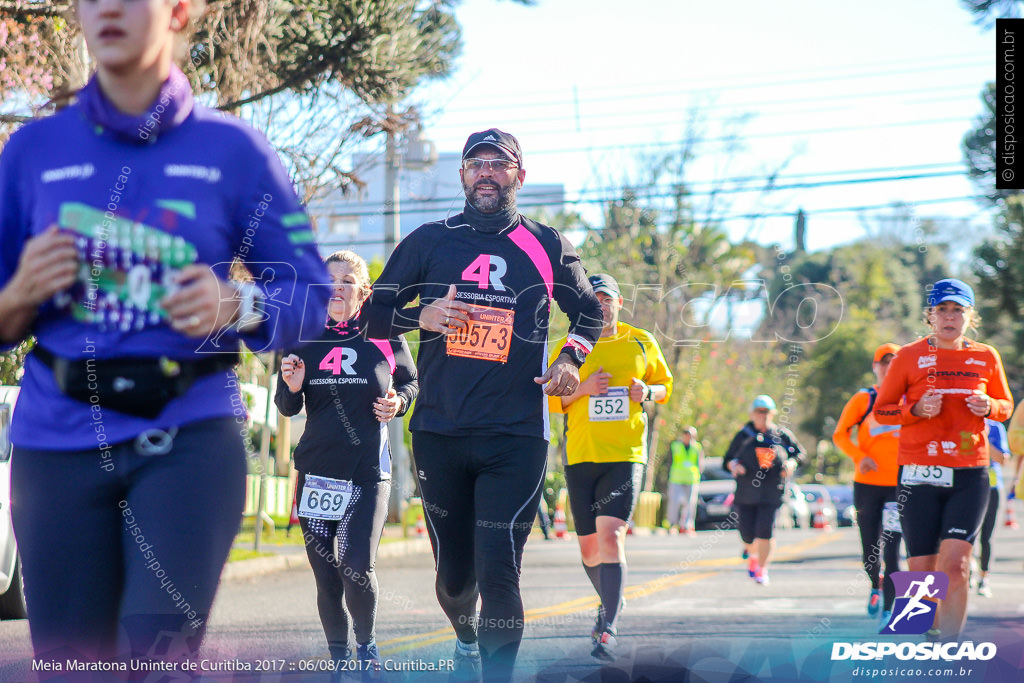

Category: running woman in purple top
[0, 0, 329, 671]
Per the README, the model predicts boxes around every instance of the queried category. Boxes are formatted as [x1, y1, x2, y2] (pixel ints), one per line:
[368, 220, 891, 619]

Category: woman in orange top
[875, 279, 1014, 641]
[833, 343, 903, 624]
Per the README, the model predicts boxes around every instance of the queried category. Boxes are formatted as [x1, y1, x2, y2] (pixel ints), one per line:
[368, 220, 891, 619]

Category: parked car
[0, 386, 25, 620]
[800, 483, 839, 528]
[780, 481, 811, 529]
[826, 485, 857, 527]
[694, 479, 737, 530]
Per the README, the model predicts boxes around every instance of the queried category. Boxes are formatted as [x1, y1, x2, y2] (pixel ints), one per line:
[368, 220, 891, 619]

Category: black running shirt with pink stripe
[275, 320, 417, 483]
[361, 215, 602, 439]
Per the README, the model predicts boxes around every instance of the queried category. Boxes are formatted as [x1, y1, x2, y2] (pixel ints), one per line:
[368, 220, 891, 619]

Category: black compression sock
[583, 562, 601, 595]
[599, 562, 626, 632]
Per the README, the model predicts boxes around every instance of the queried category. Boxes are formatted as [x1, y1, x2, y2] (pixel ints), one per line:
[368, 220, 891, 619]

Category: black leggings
[411, 431, 547, 683]
[11, 418, 246, 669]
[299, 478, 390, 659]
[853, 482, 902, 610]
[979, 487, 1000, 572]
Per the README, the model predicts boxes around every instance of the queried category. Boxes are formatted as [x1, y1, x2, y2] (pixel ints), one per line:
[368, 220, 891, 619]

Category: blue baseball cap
[927, 278, 974, 307]
[751, 395, 776, 411]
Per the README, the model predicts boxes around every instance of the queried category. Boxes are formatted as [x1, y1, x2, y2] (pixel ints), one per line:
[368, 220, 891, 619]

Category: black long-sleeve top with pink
[359, 214, 603, 440]
[274, 320, 418, 484]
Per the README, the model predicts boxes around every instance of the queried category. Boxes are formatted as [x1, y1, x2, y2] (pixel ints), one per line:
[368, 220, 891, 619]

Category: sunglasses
[462, 158, 518, 173]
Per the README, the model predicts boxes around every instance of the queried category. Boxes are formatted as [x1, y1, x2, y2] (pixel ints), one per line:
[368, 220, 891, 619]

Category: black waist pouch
[34, 346, 238, 420]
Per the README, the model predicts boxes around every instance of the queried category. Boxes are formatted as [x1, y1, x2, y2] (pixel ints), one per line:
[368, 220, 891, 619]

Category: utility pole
[794, 208, 807, 255]
[383, 110, 409, 522]
[384, 111, 401, 259]
[254, 353, 279, 551]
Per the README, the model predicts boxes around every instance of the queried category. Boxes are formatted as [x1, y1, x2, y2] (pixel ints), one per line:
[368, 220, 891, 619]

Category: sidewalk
[222, 524, 432, 582]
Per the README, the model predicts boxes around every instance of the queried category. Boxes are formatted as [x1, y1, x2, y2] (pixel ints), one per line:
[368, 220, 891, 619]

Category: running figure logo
[881, 572, 949, 634]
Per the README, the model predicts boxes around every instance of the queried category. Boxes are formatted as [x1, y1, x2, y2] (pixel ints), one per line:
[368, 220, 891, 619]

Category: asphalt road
[2, 524, 1024, 682]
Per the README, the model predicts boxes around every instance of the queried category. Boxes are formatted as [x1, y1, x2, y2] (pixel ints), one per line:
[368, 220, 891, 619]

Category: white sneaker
[452, 638, 481, 681]
[978, 579, 993, 598]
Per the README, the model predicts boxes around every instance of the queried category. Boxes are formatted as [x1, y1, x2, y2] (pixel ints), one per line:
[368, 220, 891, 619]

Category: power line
[419, 115, 977, 158]
[424, 82, 986, 130]
[311, 168, 972, 218]
[481, 115, 974, 143]
[315, 196, 990, 250]
[432, 59, 990, 114]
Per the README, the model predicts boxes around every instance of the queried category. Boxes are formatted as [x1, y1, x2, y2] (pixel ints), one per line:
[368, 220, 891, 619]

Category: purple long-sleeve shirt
[0, 67, 330, 450]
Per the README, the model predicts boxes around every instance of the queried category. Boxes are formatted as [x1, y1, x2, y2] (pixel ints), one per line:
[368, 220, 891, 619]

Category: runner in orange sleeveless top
[874, 279, 1013, 641]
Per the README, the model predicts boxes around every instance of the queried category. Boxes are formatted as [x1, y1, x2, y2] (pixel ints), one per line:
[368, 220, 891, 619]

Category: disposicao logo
[831, 571, 997, 665]
[881, 571, 947, 634]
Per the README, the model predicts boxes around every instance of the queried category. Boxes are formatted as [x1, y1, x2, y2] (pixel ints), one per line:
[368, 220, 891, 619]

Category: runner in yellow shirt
[549, 273, 673, 661]
[1009, 401, 1024, 500]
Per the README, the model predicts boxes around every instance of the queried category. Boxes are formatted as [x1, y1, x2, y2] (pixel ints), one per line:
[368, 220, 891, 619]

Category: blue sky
[413, 0, 997, 253]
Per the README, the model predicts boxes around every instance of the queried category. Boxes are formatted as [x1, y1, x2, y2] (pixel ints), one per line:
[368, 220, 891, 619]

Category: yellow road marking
[379, 531, 845, 656]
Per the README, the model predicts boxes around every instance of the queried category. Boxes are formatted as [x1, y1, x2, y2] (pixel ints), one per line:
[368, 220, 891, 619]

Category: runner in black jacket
[275, 251, 417, 677]
[360, 129, 602, 682]
[725, 395, 806, 586]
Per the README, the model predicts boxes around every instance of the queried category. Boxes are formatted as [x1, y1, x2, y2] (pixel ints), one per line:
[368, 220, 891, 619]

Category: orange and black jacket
[833, 386, 900, 486]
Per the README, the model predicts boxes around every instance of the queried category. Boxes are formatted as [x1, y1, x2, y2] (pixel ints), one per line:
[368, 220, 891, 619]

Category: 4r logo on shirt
[319, 348, 357, 375]
[462, 254, 508, 290]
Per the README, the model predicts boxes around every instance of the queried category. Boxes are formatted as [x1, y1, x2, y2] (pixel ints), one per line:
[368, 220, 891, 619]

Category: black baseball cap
[462, 128, 523, 167]
[589, 273, 621, 298]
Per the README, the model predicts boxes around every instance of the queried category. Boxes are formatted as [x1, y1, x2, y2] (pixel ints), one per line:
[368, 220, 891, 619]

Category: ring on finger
[187, 315, 201, 328]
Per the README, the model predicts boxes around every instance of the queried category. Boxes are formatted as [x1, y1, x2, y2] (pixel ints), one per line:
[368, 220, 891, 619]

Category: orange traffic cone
[812, 508, 832, 531]
[1005, 503, 1019, 529]
[414, 513, 427, 538]
[553, 502, 569, 540]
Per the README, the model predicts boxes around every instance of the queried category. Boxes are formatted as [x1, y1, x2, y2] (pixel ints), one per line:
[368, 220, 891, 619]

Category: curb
[221, 553, 309, 582]
[222, 538, 432, 582]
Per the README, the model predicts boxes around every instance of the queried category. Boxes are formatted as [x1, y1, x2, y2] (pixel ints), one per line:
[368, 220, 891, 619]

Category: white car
[0, 385, 26, 620]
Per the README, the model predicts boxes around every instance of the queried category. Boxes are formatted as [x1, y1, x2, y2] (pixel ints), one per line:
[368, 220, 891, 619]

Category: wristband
[643, 385, 653, 402]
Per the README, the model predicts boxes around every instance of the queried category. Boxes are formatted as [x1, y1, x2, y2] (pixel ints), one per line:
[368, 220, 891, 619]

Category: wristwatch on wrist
[643, 385, 654, 402]
[559, 344, 587, 368]
[232, 282, 265, 334]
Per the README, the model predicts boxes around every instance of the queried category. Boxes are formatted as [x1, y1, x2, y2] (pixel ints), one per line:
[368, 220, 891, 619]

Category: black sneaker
[356, 642, 382, 681]
[591, 629, 617, 662]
